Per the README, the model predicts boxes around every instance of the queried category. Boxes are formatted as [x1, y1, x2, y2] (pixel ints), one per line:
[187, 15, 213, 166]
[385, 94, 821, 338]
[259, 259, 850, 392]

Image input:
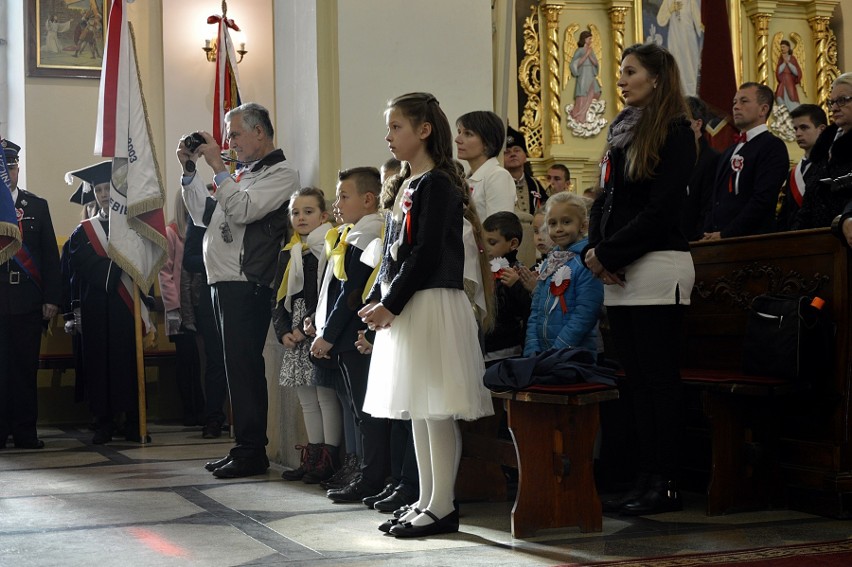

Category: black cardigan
[368, 170, 465, 315]
[585, 119, 696, 273]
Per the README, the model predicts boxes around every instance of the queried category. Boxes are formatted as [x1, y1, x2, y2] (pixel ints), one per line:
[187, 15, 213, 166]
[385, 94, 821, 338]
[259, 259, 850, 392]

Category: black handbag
[742, 294, 832, 381]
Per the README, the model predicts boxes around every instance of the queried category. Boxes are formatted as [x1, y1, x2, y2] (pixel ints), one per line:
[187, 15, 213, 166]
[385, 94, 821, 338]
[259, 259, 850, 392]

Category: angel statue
[773, 33, 807, 112]
[563, 24, 607, 138]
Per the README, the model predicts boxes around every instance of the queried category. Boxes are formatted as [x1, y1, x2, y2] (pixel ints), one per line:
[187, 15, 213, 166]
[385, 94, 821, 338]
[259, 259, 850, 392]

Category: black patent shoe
[212, 456, 269, 479]
[620, 478, 682, 516]
[602, 472, 651, 513]
[378, 508, 420, 533]
[374, 487, 418, 512]
[363, 483, 395, 508]
[14, 438, 45, 449]
[92, 425, 114, 445]
[204, 455, 233, 472]
[389, 509, 460, 538]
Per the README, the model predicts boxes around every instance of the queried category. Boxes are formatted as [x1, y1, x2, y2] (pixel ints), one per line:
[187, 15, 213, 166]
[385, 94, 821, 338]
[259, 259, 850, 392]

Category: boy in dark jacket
[482, 212, 532, 362]
[309, 167, 387, 503]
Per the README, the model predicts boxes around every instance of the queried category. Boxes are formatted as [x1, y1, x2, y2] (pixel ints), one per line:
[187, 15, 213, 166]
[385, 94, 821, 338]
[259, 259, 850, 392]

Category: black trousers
[171, 333, 204, 423]
[198, 283, 227, 426]
[213, 281, 271, 459]
[0, 310, 43, 444]
[607, 304, 685, 479]
[338, 350, 390, 488]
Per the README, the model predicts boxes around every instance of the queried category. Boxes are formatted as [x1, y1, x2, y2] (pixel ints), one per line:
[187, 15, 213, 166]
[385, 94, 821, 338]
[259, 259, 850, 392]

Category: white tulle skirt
[363, 287, 494, 421]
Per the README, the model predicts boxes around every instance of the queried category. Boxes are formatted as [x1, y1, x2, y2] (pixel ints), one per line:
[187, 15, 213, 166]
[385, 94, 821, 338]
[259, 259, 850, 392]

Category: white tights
[296, 385, 342, 446]
[402, 417, 461, 526]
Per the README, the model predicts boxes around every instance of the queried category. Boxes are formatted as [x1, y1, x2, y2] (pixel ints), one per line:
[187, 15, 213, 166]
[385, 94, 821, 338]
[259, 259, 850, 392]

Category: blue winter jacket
[524, 238, 603, 355]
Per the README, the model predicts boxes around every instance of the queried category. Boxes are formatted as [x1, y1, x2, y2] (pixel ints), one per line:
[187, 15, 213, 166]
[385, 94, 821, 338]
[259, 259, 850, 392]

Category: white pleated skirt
[363, 287, 494, 421]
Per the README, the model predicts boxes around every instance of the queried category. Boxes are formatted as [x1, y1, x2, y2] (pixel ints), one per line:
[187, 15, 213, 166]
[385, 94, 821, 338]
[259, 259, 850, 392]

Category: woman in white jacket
[455, 111, 516, 221]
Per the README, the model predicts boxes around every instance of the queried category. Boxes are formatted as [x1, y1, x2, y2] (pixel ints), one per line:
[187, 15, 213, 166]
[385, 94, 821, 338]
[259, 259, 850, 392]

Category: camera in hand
[183, 132, 206, 153]
[182, 132, 206, 173]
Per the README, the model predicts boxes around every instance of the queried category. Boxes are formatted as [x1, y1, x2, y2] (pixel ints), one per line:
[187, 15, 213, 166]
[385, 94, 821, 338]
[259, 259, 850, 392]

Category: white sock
[408, 417, 456, 526]
[400, 418, 431, 523]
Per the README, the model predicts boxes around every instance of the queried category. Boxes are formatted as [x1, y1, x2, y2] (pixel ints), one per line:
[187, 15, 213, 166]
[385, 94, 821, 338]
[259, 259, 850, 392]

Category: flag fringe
[107, 242, 165, 292]
[0, 223, 21, 264]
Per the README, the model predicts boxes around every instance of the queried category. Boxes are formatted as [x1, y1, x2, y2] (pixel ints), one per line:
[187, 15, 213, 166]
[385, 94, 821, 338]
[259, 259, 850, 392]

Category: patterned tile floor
[0, 424, 850, 566]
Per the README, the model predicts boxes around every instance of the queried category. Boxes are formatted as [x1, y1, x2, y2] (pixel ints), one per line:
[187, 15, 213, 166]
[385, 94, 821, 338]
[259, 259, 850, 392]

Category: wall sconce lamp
[202, 39, 247, 63]
[203, 0, 246, 63]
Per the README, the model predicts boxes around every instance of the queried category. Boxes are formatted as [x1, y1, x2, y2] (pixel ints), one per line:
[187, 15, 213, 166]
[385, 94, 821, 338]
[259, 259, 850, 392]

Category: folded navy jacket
[483, 347, 618, 392]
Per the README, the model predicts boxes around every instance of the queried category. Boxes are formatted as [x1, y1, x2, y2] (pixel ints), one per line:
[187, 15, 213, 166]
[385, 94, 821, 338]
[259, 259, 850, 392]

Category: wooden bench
[683, 229, 851, 517]
[458, 383, 618, 537]
[679, 370, 808, 515]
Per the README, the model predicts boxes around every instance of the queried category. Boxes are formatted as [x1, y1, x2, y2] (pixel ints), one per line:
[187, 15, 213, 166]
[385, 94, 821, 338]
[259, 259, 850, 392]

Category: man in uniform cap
[503, 126, 548, 214]
[0, 139, 62, 449]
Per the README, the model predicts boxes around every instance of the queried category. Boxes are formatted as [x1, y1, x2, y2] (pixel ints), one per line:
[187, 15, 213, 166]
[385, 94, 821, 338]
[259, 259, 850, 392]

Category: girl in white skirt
[359, 92, 494, 538]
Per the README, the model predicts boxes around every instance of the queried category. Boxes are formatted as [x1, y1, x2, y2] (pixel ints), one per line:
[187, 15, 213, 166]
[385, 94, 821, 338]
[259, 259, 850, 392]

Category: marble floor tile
[3, 425, 852, 567]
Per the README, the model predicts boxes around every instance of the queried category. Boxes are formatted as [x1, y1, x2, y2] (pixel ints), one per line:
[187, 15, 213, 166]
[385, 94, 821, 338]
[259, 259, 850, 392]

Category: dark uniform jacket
[68, 218, 137, 414]
[0, 189, 61, 315]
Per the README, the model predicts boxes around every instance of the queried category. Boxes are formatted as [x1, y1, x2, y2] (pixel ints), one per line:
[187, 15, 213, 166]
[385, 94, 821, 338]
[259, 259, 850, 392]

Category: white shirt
[467, 157, 516, 221]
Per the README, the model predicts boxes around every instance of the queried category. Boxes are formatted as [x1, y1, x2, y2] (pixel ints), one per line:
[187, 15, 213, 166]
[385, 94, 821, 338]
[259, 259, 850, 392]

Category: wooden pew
[684, 228, 851, 517]
[458, 383, 618, 537]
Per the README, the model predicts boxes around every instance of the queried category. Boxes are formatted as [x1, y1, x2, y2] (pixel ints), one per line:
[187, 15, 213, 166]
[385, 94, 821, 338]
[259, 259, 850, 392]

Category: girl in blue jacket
[524, 193, 603, 355]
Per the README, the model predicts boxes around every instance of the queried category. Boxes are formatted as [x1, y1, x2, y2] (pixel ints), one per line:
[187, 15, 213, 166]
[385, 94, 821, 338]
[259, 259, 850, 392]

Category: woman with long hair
[584, 43, 697, 515]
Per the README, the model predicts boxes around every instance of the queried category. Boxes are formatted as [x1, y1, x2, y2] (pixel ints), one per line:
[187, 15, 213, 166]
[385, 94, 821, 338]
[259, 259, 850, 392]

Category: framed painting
[634, 0, 704, 95]
[26, 0, 109, 79]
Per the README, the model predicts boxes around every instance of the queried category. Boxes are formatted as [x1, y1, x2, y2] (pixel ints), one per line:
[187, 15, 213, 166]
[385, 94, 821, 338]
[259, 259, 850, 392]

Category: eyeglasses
[827, 95, 852, 109]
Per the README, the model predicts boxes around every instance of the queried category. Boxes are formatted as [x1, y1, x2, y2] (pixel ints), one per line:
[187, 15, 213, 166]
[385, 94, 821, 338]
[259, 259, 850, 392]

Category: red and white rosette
[549, 265, 572, 313]
[490, 256, 511, 280]
[729, 154, 744, 194]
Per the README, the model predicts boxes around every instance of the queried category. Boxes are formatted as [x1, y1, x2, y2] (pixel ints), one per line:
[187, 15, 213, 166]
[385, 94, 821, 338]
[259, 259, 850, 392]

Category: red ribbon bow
[733, 132, 747, 144]
[208, 15, 241, 31]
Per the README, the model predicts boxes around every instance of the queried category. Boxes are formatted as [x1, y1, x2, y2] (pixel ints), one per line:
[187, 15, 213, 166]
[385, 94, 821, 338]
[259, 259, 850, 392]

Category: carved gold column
[749, 13, 771, 86]
[808, 16, 840, 118]
[609, 7, 627, 112]
[518, 4, 543, 158]
[543, 3, 564, 146]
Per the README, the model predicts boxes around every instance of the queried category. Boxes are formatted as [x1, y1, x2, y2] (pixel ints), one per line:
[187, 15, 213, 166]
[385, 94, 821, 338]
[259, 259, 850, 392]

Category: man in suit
[702, 83, 789, 239]
[776, 104, 827, 231]
[682, 96, 721, 240]
[0, 140, 62, 449]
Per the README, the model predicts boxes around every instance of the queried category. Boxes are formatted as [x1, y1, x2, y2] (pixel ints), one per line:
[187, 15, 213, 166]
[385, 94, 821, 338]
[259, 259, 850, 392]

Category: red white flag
[208, 11, 243, 148]
[94, 0, 166, 294]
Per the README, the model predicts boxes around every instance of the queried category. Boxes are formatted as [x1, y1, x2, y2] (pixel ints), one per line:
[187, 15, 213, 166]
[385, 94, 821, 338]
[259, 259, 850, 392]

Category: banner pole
[133, 285, 148, 444]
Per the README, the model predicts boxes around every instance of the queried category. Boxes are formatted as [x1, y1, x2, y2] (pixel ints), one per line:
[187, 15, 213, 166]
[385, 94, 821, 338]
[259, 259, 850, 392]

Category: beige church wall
[335, 0, 494, 176]
[162, 0, 275, 220]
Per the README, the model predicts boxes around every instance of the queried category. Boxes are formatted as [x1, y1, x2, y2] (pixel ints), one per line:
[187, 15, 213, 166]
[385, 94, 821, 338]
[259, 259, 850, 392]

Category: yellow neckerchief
[326, 224, 352, 281]
[275, 231, 303, 303]
[361, 222, 385, 303]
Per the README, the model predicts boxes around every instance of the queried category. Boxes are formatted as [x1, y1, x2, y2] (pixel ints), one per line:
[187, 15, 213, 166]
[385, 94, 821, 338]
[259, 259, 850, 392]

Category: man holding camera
[177, 102, 299, 478]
